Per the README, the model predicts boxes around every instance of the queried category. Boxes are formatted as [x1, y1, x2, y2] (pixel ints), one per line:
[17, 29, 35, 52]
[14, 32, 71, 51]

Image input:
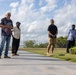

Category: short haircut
[16, 22, 21, 25]
[72, 24, 75, 27]
[50, 19, 54, 23]
[6, 12, 11, 15]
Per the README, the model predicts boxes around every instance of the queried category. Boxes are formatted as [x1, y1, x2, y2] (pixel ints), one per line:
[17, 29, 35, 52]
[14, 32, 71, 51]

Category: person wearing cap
[67, 24, 76, 53]
[47, 19, 58, 56]
[0, 12, 13, 58]
[11, 22, 21, 56]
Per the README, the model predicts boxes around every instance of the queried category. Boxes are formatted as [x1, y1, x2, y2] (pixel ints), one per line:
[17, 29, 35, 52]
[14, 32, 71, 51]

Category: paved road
[0, 51, 76, 75]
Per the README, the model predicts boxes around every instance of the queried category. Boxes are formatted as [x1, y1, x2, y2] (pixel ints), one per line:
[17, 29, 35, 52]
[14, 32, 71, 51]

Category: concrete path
[0, 51, 76, 75]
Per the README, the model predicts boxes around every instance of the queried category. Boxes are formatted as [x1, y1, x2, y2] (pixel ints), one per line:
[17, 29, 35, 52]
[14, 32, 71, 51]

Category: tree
[56, 36, 67, 48]
[38, 43, 48, 48]
[23, 40, 35, 48]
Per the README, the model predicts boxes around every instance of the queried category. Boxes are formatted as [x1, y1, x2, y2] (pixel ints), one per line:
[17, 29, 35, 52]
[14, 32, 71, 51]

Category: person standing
[0, 12, 13, 58]
[47, 19, 58, 56]
[11, 22, 21, 56]
[67, 24, 76, 53]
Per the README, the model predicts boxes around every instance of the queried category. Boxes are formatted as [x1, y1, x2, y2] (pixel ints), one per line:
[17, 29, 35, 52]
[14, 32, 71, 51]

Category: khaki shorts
[48, 37, 56, 45]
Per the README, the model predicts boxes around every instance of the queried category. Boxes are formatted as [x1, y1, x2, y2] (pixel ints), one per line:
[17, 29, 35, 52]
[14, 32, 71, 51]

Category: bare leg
[51, 44, 54, 53]
[47, 44, 51, 53]
[51, 39, 56, 54]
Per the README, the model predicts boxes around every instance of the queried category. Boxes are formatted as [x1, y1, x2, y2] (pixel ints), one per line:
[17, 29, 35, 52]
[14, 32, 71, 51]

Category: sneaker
[46, 52, 51, 56]
[15, 54, 19, 56]
[46, 52, 54, 56]
[4, 56, 10, 58]
[12, 53, 15, 56]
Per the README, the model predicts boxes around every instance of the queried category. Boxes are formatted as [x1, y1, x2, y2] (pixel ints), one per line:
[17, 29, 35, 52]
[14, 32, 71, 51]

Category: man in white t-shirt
[11, 22, 21, 56]
[67, 24, 76, 53]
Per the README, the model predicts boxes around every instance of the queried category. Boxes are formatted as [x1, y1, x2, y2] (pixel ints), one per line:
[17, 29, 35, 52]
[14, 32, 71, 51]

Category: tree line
[23, 36, 67, 48]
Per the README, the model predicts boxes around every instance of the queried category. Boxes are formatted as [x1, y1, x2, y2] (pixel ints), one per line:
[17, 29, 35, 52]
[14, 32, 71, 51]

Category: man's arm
[0, 18, 13, 29]
[54, 30, 58, 37]
[53, 26, 58, 37]
[48, 25, 54, 37]
[0, 24, 13, 29]
[48, 31, 54, 37]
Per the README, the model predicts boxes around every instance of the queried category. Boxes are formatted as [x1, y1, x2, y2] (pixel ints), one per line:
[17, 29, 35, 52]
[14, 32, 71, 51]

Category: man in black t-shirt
[47, 19, 58, 56]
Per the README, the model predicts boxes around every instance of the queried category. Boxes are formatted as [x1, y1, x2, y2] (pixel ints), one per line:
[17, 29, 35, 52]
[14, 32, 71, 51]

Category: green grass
[20, 48, 76, 62]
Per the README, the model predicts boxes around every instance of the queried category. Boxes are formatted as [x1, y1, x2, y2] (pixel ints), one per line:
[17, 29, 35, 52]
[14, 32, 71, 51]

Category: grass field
[20, 48, 76, 62]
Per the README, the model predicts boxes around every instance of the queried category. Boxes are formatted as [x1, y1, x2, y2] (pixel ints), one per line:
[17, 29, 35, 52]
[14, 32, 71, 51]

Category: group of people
[0, 12, 21, 58]
[47, 19, 76, 56]
[0, 12, 75, 58]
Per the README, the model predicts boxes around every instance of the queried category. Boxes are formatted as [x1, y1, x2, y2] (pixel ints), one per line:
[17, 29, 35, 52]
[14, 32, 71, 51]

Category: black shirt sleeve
[48, 25, 50, 31]
[56, 26, 58, 32]
[0, 18, 5, 25]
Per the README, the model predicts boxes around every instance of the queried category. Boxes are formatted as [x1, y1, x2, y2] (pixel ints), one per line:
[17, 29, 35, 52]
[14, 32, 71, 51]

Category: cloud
[26, 0, 34, 3]
[40, 0, 57, 13]
[0, 0, 76, 45]
[10, 2, 19, 8]
[27, 21, 40, 33]
[39, 0, 44, 6]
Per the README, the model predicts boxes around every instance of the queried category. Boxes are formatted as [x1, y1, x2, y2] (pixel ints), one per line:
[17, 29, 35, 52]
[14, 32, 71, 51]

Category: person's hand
[4, 25, 13, 29]
[52, 35, 56, 38]
[0, 25, 2, 27]
[51, 34, 54, 37]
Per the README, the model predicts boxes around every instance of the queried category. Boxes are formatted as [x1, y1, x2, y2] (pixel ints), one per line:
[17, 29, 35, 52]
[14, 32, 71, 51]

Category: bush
[70, 47, 76, 54]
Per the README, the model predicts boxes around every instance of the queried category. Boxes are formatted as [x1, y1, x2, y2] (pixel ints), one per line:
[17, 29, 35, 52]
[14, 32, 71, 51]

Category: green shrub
[70, 47, 76, 54]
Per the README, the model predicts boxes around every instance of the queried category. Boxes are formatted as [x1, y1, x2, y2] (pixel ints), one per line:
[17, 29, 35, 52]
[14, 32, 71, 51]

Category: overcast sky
[0, 0, 76, 45]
